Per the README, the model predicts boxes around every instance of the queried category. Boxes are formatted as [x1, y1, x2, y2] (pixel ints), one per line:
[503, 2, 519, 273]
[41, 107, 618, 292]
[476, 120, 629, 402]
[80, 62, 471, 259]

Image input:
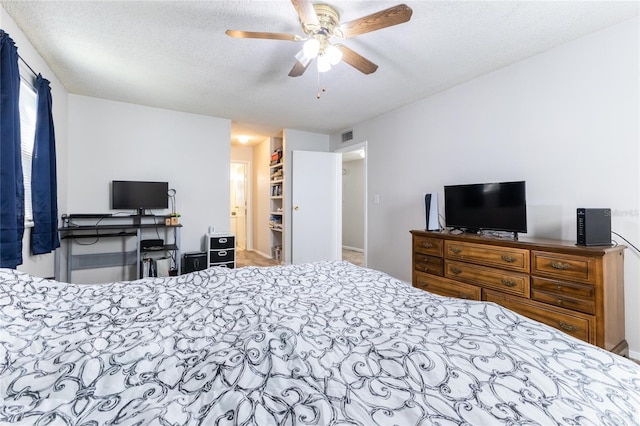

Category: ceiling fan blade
[339, 45, 378, 75]
[291, 0, 319, 26]
[289, 50, 312, 77]
[288, 60, 311, 77]
[340, 4, 413, 38]
[225, 30, 301, 41]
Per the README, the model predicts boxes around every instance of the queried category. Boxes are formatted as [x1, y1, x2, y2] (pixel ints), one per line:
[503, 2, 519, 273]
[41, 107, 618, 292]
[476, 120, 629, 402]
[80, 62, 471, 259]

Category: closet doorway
[230, 162, 248, 250]
[338, 142, 367, 267]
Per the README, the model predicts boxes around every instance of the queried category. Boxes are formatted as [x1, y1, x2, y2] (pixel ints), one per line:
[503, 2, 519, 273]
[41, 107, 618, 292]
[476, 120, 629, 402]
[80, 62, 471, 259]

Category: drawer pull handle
[422, 242, 434, 249]
[450, 267, 462, 275]
[501, 279, 517, 287]
[501, 255, 516, 263]
[550, 261, 571, 270]
[451, 248, 462, 254]
[556, 299, 563, 305]
[219, 238, 227, 243]
[558, 322, 579, 332]
[459, 293, 471, 299]
[218, 251, 227, 256]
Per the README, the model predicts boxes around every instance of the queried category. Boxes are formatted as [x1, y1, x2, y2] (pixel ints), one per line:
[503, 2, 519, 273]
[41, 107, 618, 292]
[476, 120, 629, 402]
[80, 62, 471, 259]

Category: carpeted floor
[342, 248, 364, 266]
[236, 248, 364, 268]
[235, 249, 279, 268]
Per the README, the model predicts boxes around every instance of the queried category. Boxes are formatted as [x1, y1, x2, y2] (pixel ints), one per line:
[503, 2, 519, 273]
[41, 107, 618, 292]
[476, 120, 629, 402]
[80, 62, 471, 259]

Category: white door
[230, 162, 247, 250]
[291, 150, 341, 264]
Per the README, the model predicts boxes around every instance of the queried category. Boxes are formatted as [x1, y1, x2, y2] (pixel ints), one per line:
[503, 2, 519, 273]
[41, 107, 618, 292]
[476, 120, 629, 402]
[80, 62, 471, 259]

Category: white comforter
[1, 261, 639, 425]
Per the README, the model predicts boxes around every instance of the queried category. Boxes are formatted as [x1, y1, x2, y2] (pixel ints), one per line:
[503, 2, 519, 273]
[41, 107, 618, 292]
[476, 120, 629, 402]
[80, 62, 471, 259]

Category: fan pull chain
[316, 70, 327, 99]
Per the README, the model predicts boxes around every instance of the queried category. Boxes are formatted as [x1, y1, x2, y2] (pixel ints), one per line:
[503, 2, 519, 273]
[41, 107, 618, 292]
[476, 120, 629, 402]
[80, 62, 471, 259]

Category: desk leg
[176, 227, 181, 275]
[54, 247, 60, 280]
[66, 238, 72, 282]
[136, 229, 141, 279]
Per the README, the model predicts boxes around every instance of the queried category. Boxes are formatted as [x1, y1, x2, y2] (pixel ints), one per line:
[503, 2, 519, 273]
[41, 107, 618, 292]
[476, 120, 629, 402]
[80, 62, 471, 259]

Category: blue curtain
[31, 74, 60, 254]
[0, 31, 25, 268]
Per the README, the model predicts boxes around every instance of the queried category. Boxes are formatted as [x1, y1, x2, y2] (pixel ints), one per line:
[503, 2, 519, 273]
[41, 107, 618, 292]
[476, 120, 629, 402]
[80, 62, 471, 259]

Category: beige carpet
[342, 248, 364, 266]
[235, 249, 279, 268]
[236, 248, 364, 268]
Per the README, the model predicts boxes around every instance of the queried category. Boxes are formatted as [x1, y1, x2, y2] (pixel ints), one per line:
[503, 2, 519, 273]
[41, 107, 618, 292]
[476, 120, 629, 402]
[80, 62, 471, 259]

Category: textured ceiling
[2, 1, 638, 145]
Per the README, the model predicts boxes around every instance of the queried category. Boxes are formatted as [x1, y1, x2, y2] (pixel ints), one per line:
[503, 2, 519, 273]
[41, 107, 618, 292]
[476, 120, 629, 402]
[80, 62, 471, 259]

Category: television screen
[444, 181, 527, 233]
[111, 180, 168, 214]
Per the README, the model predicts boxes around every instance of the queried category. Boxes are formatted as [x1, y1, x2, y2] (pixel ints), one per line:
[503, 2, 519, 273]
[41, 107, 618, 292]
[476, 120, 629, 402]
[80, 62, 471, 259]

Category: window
[19, 77, 37, 225]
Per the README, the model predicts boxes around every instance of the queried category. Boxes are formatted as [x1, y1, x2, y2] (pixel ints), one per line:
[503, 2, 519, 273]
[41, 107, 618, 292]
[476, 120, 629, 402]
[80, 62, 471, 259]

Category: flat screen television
[111, 180, 168, 216]
[444, 181, 527, 234]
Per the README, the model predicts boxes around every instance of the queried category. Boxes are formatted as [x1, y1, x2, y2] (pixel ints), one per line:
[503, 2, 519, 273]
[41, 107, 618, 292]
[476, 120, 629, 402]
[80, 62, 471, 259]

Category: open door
[291, 150, 341, 264]
[230, 162, 248, 250]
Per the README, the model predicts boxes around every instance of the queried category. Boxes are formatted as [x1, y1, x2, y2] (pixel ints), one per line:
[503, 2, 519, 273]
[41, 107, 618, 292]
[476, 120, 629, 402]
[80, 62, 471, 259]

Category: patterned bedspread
[1, 261, 639, 425]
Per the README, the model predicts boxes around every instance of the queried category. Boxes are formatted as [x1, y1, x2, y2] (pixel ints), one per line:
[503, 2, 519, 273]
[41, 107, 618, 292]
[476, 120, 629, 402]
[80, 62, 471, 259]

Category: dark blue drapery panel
[31, 74, 60, 255]
[0, 31, 25, 268]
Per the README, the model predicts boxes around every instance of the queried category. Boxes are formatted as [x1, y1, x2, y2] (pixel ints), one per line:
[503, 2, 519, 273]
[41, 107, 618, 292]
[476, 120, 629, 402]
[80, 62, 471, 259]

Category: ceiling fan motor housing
[304, 4, 343, 42]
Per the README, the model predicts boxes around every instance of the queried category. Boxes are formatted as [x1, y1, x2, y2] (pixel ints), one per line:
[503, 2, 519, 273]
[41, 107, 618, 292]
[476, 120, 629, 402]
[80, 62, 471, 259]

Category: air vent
[341, 130, 353, 143]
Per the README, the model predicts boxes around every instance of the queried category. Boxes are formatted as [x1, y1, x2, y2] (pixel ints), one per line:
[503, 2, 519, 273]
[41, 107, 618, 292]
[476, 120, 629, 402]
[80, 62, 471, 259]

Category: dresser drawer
[209, 249, 234, 263]
[445, 241, 529, 273]
[413, 235, 443, 257]
[483, 289, 595, 344]
[445, 260, 530, 297]
[531, 251, 597, 284]
[414, 272, 481, 300]
[210, 261, 235, 269]
[209, 235, 235, 249]
[531, 277, 595, 314]
[414, 253, 443, 276]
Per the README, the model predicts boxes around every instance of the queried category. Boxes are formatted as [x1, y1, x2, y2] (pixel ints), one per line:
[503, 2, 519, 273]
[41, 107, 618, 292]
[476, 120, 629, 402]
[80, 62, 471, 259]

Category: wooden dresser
[411, 230, 627, 356]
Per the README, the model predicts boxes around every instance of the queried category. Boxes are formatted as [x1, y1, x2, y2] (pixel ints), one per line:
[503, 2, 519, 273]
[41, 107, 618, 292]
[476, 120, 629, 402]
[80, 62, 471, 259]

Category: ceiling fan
[225, 0, 413, 77]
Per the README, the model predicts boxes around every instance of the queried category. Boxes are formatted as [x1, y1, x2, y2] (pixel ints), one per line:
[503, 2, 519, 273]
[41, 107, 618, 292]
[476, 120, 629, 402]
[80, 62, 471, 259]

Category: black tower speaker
[577, 208, 611, 246]
[424, 193, 439, 231]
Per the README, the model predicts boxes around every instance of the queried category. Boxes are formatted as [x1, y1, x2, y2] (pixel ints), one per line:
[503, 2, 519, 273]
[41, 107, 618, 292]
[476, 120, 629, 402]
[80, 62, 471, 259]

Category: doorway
[337, 142, 367, 267]
[230, 162, 248, 250]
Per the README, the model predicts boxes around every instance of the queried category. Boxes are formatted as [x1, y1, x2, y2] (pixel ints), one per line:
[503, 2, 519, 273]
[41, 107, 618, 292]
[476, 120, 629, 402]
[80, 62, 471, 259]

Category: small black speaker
[577, 208, 611, 246]
[183, 252, 207, 273]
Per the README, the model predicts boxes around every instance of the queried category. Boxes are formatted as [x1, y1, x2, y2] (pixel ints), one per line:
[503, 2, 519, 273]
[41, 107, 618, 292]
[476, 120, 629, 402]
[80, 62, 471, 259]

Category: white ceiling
[2, 1, 638, 145]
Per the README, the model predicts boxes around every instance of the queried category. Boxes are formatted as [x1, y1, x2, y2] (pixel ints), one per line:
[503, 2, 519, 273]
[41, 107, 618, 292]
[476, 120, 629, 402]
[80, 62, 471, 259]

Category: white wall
[331, 18, 640, 358]
[66, 95, 230, 282]
[343, 159, 365, 250]
[1, 5, 69, 278]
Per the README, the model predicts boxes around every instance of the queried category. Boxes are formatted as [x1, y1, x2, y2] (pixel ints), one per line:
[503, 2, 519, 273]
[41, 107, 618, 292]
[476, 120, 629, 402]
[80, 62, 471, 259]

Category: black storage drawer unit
[207, 233, 236, 269]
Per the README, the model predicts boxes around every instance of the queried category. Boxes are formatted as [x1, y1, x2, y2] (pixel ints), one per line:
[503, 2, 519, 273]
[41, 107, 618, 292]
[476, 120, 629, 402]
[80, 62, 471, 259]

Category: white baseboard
[342, 245, 364, 252]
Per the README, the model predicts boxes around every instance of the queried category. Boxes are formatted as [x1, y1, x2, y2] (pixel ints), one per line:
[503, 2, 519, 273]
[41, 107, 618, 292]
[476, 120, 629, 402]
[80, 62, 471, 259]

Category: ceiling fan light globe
[303, 38, 320, 58]
[325, 44, 343, 65]
[317, 54, 332, 72]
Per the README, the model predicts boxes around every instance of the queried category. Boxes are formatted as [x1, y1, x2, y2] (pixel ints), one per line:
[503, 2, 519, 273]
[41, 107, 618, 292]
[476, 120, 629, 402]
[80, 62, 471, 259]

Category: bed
[1, 261, 639, 425]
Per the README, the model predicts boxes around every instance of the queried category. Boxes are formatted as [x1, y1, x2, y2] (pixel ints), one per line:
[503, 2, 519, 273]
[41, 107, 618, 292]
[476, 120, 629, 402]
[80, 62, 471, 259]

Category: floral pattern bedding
[1, 261, 639, 425]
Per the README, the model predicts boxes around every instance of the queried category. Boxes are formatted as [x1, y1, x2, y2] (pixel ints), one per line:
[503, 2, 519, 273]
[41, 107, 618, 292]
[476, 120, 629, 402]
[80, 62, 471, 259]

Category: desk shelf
[141, 244, 179, 252]
[57, 214, 182, 282]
